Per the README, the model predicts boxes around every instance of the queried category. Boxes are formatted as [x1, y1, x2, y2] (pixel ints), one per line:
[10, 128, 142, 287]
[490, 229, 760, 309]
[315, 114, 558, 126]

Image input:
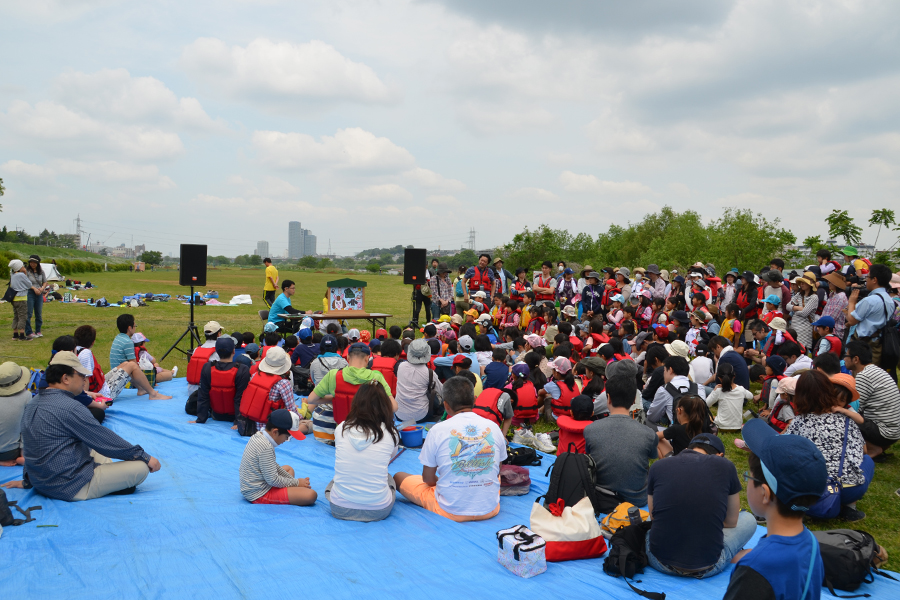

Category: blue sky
[1, 0, 899, 257]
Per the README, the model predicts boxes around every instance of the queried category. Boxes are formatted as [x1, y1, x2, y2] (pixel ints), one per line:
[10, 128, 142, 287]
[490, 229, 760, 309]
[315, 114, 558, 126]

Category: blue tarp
[1, 380, 898, 600]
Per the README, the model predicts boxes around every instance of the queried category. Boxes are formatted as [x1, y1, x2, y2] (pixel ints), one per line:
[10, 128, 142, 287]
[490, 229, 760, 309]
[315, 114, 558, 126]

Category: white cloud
[252, 127, 415, 172]
[1, 158, 175, 188]
[328, 184, 414, 203]
[559, 170, 652, 195]
[2, 100, 184, 161]
[55, 68, 224, 131]
[0, 0, 116, 21]
[456, 101, 558, 135]
[181, 38, 394, 106]
[511, 187, 559, 202]
[403, 167, 466, 192]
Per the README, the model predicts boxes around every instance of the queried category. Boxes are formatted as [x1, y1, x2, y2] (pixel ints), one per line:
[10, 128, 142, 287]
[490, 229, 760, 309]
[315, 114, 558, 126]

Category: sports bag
[503, 446, 542, 467]
[496, 525, 546, 578]
[602, 520, 665, 600]
[500, 464, 531, 496]
[530, 496, 607, 562]
[814, 529, 897, 596]
[543, 444, 603, 516]
[808, 417, 850, 520]
[601, 502, 649, 538]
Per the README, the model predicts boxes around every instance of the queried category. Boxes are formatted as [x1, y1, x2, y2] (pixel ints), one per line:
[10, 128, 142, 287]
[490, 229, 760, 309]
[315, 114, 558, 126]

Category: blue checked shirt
[21, 388, 151, 500]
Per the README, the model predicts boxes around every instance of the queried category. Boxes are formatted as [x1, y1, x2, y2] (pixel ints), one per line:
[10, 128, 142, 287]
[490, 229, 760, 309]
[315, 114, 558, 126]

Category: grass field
[2, 268, 899, 563]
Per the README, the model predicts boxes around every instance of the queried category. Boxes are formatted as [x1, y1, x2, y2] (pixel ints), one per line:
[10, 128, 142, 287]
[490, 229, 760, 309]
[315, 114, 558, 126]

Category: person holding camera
[846, 264, 896, 371]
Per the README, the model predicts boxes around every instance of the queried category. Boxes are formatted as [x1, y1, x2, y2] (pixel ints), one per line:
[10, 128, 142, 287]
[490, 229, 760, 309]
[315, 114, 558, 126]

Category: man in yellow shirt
[263, 258, 278, 307]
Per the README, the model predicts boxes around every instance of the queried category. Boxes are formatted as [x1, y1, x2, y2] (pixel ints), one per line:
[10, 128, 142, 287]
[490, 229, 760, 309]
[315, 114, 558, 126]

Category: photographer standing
[847, 264, 897, 372]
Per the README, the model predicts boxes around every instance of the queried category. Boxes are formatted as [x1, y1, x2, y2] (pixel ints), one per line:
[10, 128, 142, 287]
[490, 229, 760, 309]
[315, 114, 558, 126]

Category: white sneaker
[171, 366, 178, 378]
[512, 428, 536, 446]
[533, 432, 556, 454]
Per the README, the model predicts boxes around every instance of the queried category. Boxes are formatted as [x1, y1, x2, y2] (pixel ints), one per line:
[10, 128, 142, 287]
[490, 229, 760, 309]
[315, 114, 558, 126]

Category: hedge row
[2, 251, 133, 278]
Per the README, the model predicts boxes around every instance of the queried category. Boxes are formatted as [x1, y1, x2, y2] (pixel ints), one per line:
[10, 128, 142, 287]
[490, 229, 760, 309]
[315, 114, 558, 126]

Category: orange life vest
[551, 381, 580, 418]
[509, 381, 539, 421]
[816, 334, 843, 358]
[209, 364, 238, 416]
[473, 388, 504, 426]
[535, 275, 555, 301]
[332, 370, 361, 425]
[187, 347, 216, 385]
[370, 356, 398, 396]
[239, 371, 283, 423]
[468, 266, 492, 292]
[556, 416, 590, 454]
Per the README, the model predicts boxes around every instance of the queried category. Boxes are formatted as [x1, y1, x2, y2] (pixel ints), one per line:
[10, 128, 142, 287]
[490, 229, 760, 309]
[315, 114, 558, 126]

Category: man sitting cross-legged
[394, 376, 507, 522]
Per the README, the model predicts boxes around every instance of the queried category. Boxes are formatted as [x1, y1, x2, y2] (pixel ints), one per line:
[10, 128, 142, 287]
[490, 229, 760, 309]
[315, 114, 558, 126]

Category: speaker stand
[160, 286, 203, 361]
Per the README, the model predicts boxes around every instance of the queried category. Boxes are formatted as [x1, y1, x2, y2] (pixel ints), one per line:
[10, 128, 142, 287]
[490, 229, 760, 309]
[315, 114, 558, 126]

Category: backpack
[813, 529, 897, 596]
[544, 444, 609, 516]
[602, 520, 665, 600]
[503, 446, 542, 467]
[876, 295, 899, 371]
[664, 382, 718, 434]
[0, 488, 42, 528]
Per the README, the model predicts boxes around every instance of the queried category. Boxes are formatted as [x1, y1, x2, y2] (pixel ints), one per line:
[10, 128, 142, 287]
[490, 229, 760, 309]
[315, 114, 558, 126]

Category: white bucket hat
[258, 346, 291, 375]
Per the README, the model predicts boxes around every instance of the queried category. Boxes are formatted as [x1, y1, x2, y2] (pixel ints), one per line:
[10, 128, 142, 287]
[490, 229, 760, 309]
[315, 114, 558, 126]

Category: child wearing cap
[760, 294, 784, 325]
[685, 310, 708, 357]
[811, 315, 841, 357]
[239, 409, 317, 507]
[555, 395, 594, 454]
[606, 295, 625, 327]
[724, 419, 826, 600]
[538, 356, 582, 421]
[131, 333, 176, 383]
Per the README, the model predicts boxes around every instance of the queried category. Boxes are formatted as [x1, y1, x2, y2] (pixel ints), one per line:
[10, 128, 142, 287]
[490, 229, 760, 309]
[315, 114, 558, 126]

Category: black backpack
[0, 488, 41, 527]
[665, 382, 718, 434]
[813, 529, 897, 597]
[602, 520, 665, 600]
[543, 444, 608, 515]
[503, 446, 542, 467]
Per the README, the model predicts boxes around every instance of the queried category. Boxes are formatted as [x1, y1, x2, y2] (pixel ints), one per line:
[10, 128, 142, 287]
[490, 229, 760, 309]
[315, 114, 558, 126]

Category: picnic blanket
[1, 379, 897, 600]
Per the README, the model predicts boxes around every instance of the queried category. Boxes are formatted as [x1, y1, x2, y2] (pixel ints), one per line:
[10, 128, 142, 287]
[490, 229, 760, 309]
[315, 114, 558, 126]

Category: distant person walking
[263, 258, 278, 308]
[25, 254, 48, 339]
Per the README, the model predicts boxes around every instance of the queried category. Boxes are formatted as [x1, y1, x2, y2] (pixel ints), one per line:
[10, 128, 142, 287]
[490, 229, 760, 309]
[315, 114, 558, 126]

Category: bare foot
[137, 390, 147, 396]
[148, 392, 172, 400]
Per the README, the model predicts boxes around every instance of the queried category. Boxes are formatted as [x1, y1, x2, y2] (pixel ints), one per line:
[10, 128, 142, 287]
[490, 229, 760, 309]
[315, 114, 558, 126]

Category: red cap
[376, 328, 388, 339]
[452, 354, 469, 365]
[606, 279, 617, 286]
[654, 326, 669, 340]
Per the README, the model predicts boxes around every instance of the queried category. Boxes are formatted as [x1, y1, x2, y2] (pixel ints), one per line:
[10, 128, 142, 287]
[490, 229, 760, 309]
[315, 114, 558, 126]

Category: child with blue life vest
[723, 419, 827, 600]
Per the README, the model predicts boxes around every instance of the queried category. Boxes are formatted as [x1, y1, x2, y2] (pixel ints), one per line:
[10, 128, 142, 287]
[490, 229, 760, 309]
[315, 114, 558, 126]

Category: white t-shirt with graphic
[419, 411, 507, 516]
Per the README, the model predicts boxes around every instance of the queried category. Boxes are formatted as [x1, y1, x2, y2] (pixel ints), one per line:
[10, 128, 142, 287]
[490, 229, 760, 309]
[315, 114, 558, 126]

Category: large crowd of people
[3, 247, 900, 597]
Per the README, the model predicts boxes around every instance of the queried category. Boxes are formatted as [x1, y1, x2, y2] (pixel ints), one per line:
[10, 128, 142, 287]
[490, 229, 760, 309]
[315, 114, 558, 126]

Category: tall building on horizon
[257, 240, 270, 258]
[288, 221, 316, 258]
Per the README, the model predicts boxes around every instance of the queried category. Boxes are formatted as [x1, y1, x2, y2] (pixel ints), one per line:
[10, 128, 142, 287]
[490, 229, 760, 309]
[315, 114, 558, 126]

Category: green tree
[298, 255, 318, 268]
[0, 176, 4, 212]
[318, 257, 332, 269]
[139, 250, 163, 265]
[803, 235, 823, 250]
[379, 253, 394, 265]
[868, 209, 896, 249]
[703, 208, 795, 273]
[366, 260, 381, 273]
[826, 210, 862, 246]
[335, 257, 356, 270]
[0, 226, 7, 242]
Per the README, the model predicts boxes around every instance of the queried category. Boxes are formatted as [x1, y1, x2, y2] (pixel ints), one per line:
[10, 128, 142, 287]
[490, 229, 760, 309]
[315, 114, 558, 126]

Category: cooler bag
[496, 525, 547, 578]
[530, 496, 607, 562]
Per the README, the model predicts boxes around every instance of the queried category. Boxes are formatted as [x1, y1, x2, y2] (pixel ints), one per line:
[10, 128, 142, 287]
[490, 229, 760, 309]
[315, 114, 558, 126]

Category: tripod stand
[161, 286, 202, 361]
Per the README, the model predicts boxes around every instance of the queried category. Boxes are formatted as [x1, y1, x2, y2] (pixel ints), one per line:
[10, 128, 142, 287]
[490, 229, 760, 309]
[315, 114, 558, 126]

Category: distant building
[134, 244, 146, 256]
[288, 221, 316, 258]
[257, 240, 270, 258]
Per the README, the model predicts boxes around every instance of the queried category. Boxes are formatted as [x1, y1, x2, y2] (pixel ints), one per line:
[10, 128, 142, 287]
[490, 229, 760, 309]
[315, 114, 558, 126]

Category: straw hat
[0, 362, 30, 396]
[258, 347, 291, 375]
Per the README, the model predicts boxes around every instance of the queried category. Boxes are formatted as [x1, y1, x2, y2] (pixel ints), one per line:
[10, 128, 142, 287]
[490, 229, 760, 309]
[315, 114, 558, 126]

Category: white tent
[41, 263, 63, 281]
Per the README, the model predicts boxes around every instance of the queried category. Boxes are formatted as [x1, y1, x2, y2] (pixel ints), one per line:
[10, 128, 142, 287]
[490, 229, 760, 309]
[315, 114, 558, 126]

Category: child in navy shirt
[724, 419, 827, 600]
[482, 348, 510, 390]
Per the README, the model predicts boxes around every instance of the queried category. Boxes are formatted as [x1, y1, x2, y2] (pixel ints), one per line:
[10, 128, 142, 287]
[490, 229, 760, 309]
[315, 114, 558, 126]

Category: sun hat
[0, 362, 31, 396]
[692, 279, 708, 290]
[690, 310, 709, 322]
[549, 357, 572, 374]
[841, 246, 858, 256]
[131, 332, 150, 343]
[633, 331, 652, 348]
[263, 322, 278, 333]
[457, 335, 474, 351]
[768, 317, 787, 332]
[891, 273, 900, 290]
[259, 347, 291, 375]
[659, 269, 670, 281]
[664, 340, 690, 358]
[512, 364, 530, 379]
[451, 314, 464, 325]
[671, 310, 690, 325]
[690, 433, 725, 455]
[646, 264, 661, 275]
[524, 334, 546, 348]
[763, 294, 781, 305]
[473, 291, 487, 299]
[492, 257, 504, 265]
[8, 259, 24, 272]
[829, 373, 860, 403]
[811, 315, 835, 329]
[741, 418, 826, 510]
[586, 271, 601, 281]
[610, 294, 625, 303]
[673, 275, 685, 285]
[437, 262, 451, 273]
[776, 376, 798, 395]
[562, 305, 578, 317]
[581, 265, 594, 276]
[268, 408, 303, 438]
[705, 264, 717, 278]
[215, 336, 235, 357]
[465, 309, 479, 319]
[204, 321, 223, 335]
[824, 271, 850, 289]
[49, 351, 91, 376]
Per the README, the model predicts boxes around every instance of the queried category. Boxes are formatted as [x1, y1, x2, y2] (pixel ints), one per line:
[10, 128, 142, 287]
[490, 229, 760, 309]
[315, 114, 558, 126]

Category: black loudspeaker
[403, 248, 427, 285]
[179, 244, 208, 286]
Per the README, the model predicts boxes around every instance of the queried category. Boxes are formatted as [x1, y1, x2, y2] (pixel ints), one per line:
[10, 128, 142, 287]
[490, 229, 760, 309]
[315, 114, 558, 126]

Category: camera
[845, 276, 869, 299]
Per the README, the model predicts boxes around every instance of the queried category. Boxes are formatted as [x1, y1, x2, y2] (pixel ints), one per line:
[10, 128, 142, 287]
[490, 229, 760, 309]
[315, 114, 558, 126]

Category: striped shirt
[109, 333, 136, 369]
[855, 364, 900, 440]
[239, 431, 299, 501]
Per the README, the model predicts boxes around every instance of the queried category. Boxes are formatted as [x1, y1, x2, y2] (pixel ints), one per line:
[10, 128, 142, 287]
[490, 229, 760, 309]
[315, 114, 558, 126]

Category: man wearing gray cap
[2, 352, 161, 501]
[396, 339, 444, 422]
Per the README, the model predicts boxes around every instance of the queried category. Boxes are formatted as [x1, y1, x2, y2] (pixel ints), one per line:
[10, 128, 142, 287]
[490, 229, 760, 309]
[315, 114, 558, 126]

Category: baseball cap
[320, 334, 338, 352]
[571, 394, 593, 416]
[764, 294, 781, 305]
[465, 309, 479, 319]
[267, 408, 305, 440]
[347, 328, 360, 341]
[652, 324, 669, 339]
[562, 305, 577, 316]
[695, 343, 709, 357]
[776, 376, 798, 395]
[452, 354, 471, 366]
[298, 327, 312, 340]
[476, 313, 491, 323]
[369, 339, 382, 350]
[244, 342, 260, 355]
[473, 291, 487, 299]
[690, 433, 725, 455]
[348, 342, 371, 356]
[204, 321, 223, 335]
[375, 328, 388, 340]
[131, 332, 150, 343]
[741, 418, 827, 510]
[457, 335, 474, 351]
[811, 315, 836, 329]
[215, 336, 235, 357]
[263, 322, 278, 333]
[49, 351, 91, 376]
[766, 355, 786, 376]
[610, 294, 625, 303]
[549, 357, 572, 374]
[511, 363, 530, 378]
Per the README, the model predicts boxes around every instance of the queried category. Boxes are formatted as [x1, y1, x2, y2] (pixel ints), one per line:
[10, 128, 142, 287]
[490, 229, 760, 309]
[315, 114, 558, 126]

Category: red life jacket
[760, 375, 784, 406]
[568, 335, 584, 359]
[78, 348, 105, 394]
[736, 289, 758, 319]
[556, 415, 590, 454]
[535, 275, 555, 301]
[816, 334, 842, 357]
[332, 370, 362, 425]
[468, 267, 492, 292]
[551, 381, 580, 418]
[588, 333, 609, 355]
[768, 398, 795, 432]
[370, 356, 398, 396]
[209, 364, 239, 416]
[509, 381, 539, 420]
[187, 347, 216, 385]
[239, 371, 283, 423]
[473, 388, 504, 426]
